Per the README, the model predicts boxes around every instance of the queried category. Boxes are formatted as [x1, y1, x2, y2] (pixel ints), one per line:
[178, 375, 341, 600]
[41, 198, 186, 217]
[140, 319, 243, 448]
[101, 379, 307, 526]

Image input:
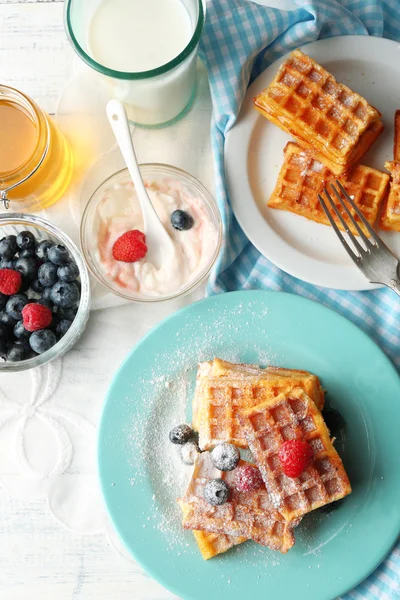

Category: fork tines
[318, 181, 381, 260]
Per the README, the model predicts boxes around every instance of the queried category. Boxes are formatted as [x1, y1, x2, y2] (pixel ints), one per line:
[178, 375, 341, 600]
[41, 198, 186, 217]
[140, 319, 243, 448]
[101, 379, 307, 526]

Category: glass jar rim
[64, 0, 205, 81]
[80, 163, 222, 303]
[0, 212, 91, 372]
[0, 85, 49, 204]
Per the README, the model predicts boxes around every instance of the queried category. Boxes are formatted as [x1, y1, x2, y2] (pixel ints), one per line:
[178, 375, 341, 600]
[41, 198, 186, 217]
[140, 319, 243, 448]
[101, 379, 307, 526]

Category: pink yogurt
[95, 177, 219, 298]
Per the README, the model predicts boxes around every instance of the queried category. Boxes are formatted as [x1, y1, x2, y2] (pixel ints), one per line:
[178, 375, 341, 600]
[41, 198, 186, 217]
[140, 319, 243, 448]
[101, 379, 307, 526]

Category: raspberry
[22, 303, 53, 332]
[0, 269, 22, 295]
[112, 230, 147, 263]
[278, 440, 314, 478]
[235, 465, 264, 492]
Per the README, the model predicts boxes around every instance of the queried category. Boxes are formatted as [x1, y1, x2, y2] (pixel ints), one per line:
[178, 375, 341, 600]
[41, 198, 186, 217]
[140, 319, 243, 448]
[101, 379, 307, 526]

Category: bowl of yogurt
[80, 164, 221, 302]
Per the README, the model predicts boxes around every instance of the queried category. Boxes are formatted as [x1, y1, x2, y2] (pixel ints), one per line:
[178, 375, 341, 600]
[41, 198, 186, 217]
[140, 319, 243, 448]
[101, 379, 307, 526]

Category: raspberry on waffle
[238, 388, 351, 522]
[180, 452, 298, 553]
[178, 500, 247, 560]
[193, 358, 324, 450]
[254, 49, 383, 175]
[268, 142, 389, 235]
[380, 111, 400, 231]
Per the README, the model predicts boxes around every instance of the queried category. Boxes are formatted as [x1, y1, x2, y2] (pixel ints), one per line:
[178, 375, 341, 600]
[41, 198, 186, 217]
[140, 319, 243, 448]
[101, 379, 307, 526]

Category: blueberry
[35, 240, 54, 261]
[170, 210, 194, 231]
[19, 247, 36, 259]
[16, 231, 36, 251]
[323, 407, 345, 437]
[31, 279, 44, 294]
[41, 287, 53, 302]
[5, 294, 28, 320]
[38, 262, 58, 287]
[0, 339, 7, 360]
[0, 293, 7, 310]
[0, 322, 11, 340]
[180, 441, 200, 466]
[36, 298, 53, 310]
[211, 443, 240, 471]
[58, 306, 77, 321]
[29, 329, 57, 354]
[47, 245, 69, 265]
[50, 281, 80, 308]
[56, 319, 72, 338]
[169, 424, 193, 445]
[19, 277, 31, 293]
[0, 235, 17, 260]
[203, 479, 230, 506]
[0, 311, 17, 330]
[57, 262, 79, 283]
[0, 259, 16, 270]
[7, 341, 29, 362]
[14, 320, 31, 341]
[15, 257, 38, 281]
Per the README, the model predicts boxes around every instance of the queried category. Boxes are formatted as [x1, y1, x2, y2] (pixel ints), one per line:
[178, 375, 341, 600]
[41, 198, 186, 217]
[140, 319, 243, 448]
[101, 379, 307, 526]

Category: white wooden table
[0, 1, 294, 599]
[0, 2, 202, 598]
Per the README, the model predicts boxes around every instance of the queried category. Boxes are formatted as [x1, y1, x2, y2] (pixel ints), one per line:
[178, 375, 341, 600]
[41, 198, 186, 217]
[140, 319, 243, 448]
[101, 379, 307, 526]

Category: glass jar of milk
[64, 0, 205, 127]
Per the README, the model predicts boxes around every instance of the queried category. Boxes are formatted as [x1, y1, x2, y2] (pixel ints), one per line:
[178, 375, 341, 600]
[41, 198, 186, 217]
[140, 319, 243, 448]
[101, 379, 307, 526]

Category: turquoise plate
[98, 291, 400, 600]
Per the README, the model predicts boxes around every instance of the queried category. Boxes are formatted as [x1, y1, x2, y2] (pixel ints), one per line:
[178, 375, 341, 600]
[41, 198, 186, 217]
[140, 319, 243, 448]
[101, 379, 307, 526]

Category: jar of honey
[0, 85, 73, 212]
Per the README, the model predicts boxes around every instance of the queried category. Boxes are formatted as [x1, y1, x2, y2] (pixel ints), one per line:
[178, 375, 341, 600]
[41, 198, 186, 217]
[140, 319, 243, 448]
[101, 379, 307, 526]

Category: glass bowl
[0, 214, 90, 372]
[80, 164, 222, 302]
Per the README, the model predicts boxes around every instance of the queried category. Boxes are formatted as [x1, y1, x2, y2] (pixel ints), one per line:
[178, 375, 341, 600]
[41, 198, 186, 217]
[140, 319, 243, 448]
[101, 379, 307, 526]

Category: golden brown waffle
[268, 142, 389, 235]
[180, 453, 297, 552]
[380, 112, 400, 231]
[238, 388, 351, 522]
[254, 49, 383, 175]
[193, 358, 324, 450]
[178, 500, 247, 560]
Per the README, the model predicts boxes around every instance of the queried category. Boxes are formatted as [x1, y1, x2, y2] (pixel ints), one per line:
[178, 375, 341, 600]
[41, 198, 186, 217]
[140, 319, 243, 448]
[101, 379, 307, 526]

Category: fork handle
[388, 279, 400, 297]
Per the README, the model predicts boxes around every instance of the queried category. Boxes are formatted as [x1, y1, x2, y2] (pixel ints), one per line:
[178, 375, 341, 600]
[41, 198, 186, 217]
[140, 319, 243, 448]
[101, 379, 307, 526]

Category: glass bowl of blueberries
[0, 213, 90, 371]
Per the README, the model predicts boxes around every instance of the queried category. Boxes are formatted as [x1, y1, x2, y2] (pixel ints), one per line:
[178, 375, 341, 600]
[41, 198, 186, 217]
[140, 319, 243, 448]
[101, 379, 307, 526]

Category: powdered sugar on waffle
[123, 300, 280, 552]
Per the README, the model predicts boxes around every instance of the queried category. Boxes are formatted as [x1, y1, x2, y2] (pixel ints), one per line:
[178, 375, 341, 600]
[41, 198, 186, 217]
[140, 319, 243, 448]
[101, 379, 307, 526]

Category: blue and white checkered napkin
[199, 0, 400, 597]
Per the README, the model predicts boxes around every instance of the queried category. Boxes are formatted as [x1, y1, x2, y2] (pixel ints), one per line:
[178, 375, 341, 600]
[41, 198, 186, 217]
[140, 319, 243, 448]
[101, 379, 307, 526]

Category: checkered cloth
[199, 1, 400, 598]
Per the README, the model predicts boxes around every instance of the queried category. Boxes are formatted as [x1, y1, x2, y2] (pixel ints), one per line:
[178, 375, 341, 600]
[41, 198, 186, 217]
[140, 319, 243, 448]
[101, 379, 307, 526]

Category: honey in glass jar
[0, 85, 73, 212]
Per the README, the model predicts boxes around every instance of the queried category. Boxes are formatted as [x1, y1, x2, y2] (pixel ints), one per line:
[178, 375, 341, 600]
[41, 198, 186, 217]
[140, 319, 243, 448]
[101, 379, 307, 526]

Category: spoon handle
[106, 100, 158, 229]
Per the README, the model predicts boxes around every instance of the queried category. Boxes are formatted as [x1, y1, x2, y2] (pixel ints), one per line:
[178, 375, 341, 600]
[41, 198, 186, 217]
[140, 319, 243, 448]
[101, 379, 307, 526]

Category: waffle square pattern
[380, 161, 400, 231]
[268, 142, 389, 235]
[254, 49, 383, 174]
[194, 359, 324, 450]
[178, 500, 247, 560]
[238, 387, 352, 523]
[180, 453, 298, 552]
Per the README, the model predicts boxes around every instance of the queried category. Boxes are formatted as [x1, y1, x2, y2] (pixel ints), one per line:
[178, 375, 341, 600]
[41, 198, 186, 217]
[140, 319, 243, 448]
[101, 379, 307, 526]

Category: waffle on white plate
[254, 49, 383, 175]
[268, 142, 389, 235]
[380, 110, 400, 231]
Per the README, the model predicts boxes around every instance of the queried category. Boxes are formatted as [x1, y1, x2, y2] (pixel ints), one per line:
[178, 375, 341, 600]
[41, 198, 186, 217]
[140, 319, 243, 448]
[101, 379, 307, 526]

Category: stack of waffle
[179, 359, 351, 560]
[380, 111, 400, 231]
[253, 49, 398, 232]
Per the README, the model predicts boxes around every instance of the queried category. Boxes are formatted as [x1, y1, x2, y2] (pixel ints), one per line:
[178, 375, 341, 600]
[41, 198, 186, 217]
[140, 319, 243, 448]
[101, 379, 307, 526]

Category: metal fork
[318, 181, 400, 296]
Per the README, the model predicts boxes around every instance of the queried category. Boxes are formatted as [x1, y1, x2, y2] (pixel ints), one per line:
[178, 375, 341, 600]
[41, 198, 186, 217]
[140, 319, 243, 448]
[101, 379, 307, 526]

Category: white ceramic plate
[225, 36, 400, 290]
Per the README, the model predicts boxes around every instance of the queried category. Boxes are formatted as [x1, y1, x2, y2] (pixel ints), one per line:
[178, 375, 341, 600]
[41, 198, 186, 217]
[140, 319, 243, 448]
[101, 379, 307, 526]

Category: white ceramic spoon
[106, 99, 175, 269]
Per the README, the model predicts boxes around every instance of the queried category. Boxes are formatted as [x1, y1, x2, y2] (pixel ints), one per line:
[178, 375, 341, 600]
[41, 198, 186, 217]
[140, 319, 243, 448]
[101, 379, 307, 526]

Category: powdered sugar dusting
[121, 300, 280, 554]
